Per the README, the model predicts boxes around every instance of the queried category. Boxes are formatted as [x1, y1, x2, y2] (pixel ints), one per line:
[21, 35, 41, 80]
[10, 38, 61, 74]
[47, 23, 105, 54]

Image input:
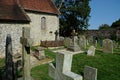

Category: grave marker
[87, 46, 96, 56]
[20, 27, 33, 80]
[5, 34, 14, 80]
[78, 35, 86, 49]
[49, 52, 82, 80]
[67, 30, 80, 52]
[84, 66, 97, 80]
[103, 39, 113, 53]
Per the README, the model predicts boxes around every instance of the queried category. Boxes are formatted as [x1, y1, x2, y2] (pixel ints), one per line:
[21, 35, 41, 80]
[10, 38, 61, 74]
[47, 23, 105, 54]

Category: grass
[0, 58, 5, 78]
[31, 49, 55, 80]
[31, 64, 53, 80]
[72, 50, 120, 80]
[0, 47, 120, 80]
[31, 48, 120, 80]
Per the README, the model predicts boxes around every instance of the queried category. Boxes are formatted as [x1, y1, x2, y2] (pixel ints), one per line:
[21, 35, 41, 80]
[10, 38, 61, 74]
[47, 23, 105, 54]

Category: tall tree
[53, 0, 91, 36]
[98, 24, 110, 30]
[111, 19, 120, 29]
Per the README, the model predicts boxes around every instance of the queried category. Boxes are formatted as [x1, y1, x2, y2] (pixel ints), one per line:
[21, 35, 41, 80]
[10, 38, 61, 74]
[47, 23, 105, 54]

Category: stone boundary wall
[0, 23, 29, 58]
[84, 30, 120, 38]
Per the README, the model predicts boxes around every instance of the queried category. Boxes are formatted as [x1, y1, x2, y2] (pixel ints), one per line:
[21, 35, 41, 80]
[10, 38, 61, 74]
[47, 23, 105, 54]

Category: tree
[111, 19, 120, 29]
[53, 0, 91, 37]
[98, 24, 110, 30]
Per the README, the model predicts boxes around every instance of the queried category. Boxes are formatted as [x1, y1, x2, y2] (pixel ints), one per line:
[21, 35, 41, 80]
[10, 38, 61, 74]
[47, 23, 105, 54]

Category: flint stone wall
[27, 12, 59, 46]
[0, 23, 29, 57]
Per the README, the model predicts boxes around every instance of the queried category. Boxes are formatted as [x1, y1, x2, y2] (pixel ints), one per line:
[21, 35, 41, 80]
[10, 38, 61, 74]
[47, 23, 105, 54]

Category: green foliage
[111, 18, 120, 29]
[98, 24, 111, 30]
[54, 0, 91, 36]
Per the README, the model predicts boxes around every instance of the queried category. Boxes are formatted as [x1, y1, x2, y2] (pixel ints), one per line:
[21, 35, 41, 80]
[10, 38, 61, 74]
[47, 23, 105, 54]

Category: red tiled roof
[0, 0, 59, 23]
[0, 0, 30, 23]
[0, 0, 15, 5]
[19, 0, 60, 14]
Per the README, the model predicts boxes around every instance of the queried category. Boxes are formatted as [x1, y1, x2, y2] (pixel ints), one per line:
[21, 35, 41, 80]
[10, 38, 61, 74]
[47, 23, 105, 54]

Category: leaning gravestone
[78, 35, 86, 49]
[5, 34, 14, 80]
[103, 39, 113, 53]
[87, 46, 96, 56]
[84, 66, 97, 80]
[49, 52, 82, 80]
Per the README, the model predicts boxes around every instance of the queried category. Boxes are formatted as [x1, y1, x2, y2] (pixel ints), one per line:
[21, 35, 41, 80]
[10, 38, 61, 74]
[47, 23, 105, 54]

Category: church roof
[0, 0, 59, 23]
[19, 0, 60, 14]
[0, 0, 30, 23]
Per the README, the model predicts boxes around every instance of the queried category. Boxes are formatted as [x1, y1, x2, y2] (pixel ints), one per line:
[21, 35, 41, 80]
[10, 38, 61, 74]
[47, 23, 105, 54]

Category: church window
[41, 17, 46, 29]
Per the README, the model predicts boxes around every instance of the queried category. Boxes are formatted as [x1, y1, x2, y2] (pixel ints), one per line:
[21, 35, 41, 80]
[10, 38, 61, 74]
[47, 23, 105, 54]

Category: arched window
[41, 17, 46, 30]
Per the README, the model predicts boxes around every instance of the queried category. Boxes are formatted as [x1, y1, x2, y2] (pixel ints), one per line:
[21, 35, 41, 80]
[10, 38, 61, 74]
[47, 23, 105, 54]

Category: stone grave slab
[84, 66, 97, 80]
[103, 39, 113, 53]
[87, 46, 96, 56]
[49, 52, 83, 80]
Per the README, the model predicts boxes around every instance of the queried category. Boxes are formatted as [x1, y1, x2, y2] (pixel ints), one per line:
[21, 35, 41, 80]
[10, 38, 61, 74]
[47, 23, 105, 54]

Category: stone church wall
[27, 12, 59, 46]
[0, 23, 29, 57]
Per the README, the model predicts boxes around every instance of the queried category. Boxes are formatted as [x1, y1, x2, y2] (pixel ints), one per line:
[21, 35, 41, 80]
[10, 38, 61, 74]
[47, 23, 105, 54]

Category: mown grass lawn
[0, 47, 120, 80]
[31, 48, 120, 80]
[72, 50, 120, 80]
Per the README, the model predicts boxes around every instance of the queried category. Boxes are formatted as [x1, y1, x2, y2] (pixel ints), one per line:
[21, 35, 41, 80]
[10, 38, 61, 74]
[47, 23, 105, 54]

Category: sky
[89, 0, 120, 29]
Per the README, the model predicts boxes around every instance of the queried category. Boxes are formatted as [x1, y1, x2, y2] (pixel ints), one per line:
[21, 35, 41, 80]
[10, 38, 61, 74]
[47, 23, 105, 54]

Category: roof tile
[19, 0, 60, 14]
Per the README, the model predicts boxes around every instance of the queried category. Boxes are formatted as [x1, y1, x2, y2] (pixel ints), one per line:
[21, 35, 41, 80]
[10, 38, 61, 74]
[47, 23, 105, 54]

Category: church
[0, 0, 60, 57]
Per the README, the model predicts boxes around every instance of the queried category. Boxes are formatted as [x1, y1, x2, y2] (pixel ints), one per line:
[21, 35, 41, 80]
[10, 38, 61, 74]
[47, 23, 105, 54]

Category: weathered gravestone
[54, 30, 59, 41]
[67, 30, 80, 52]
[87, 46, 96, 56]
[86, 39, 89, 46]
[78, 35, 86, 49]
[103, 39, 113, 53]
[64, 37, 72, 48]
[68, 36, 80, 52]
[49, 52, 83, 80]
[20, 27, 33, 80]
[5, 34, 14, 80]
[84, 66, 97, 80]
[34, 47, 45, 60]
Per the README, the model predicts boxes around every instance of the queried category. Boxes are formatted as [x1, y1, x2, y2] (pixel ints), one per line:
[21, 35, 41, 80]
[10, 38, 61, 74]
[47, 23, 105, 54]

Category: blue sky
[89, 0, 120, 29]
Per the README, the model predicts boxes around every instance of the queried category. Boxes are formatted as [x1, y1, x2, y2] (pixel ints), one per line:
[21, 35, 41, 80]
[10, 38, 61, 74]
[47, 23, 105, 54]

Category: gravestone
[95, 37, 98, 46]
[49, 52, 83, 80]
[68, 36, 80, 52]
[59, 36, 64, 41]
[34, 47, 45, 60]
[20, 27, 33, 80]
[103, 39, 113, 53]
[54, 30, 59, 41]
[84, 66, 97, 80]
[67, 30, 80, 52]
[64, 37, 72, 48]
[5, 34, 14, 80]
[87, 46, 96, 56]
[86, 39, 89, 46]
[78, 35, 86, 49]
